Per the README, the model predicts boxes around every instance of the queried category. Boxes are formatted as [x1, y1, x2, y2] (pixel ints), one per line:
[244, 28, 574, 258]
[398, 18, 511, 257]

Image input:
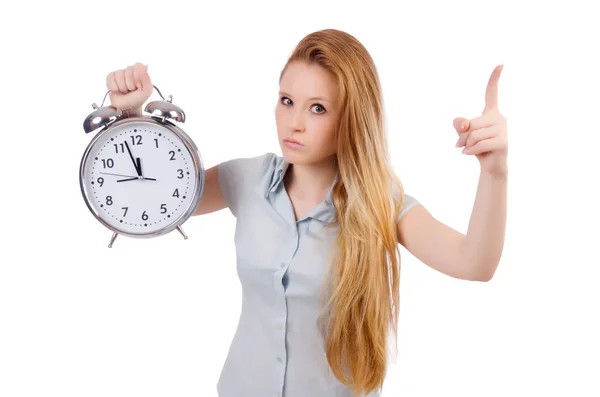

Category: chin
[281, 149, 299, 161]
[281, 148, 309, 164]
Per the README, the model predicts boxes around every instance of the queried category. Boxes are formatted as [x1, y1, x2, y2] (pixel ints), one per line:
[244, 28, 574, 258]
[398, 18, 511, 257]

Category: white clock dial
[81, 120, 198, 235]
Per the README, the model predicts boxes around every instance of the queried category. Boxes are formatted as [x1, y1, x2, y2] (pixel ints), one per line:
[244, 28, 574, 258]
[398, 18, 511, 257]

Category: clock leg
[176, 225, 188, 240]
[108, 232, 119, 248]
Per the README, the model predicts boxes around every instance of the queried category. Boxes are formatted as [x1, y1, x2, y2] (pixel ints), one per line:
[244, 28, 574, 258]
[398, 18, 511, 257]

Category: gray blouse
[216, 152, 419, 397]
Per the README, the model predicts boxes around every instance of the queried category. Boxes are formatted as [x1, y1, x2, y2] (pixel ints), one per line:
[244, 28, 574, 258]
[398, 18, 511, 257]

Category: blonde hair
[278, 29, 407, 396]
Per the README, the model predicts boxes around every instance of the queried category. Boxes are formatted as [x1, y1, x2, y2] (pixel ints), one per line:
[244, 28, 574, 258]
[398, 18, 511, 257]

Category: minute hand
[124, 140, 141, 176]
[117, 176, 157, 182]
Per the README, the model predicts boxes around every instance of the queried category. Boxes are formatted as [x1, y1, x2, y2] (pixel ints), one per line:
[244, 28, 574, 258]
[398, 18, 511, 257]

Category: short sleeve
[392, 183, 420, 222]
[218, 153, 273, 218]
[397, 193, 419, 221]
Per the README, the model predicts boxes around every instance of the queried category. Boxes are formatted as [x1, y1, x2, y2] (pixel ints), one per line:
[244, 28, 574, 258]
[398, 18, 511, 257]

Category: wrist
[481, 166, 508, 181]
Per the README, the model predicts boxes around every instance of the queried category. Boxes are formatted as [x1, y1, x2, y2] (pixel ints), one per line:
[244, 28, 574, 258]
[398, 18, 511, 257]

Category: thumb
[453, 117, 470, 135]
[140, 65, 151, 92]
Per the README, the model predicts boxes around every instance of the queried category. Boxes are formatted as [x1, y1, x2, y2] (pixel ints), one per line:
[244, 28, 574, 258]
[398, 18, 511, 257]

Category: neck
[284, 155, 338, 201]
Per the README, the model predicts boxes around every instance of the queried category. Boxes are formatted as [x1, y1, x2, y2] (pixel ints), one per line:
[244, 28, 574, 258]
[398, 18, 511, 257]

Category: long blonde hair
[279, 29, 407, 396]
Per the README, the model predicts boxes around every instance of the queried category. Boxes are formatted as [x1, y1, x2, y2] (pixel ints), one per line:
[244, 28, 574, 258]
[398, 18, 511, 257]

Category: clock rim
[79, 115, 205, 239]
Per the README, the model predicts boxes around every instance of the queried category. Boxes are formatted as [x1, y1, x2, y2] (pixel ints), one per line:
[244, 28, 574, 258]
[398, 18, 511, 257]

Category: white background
[1, 0, 598, 396]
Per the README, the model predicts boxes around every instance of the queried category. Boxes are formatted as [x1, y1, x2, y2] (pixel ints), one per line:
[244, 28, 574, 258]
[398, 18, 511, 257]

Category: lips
[284, 138, 303, 146]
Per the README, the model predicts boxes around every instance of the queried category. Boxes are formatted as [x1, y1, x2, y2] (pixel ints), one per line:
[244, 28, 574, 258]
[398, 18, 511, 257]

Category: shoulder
[399, 193, 419, 218]
[218, 152, 277, 180]
[391, 183, 420, 221]
[217, 152, 279, 217]
[218, 152, 281, 196]
[219, 151, 276, 169]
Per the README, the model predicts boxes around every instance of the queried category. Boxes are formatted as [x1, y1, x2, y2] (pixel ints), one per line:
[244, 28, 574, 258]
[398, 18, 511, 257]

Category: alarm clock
[80, 85, 205, 248]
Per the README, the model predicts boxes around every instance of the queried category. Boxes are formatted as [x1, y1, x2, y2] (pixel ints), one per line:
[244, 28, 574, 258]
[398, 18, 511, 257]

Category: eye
[311, 104, 326, 114]
[280, 96, 326, 114]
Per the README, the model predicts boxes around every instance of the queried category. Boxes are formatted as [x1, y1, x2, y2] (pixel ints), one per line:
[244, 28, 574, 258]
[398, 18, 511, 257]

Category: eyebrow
[278, 91, 332, 103]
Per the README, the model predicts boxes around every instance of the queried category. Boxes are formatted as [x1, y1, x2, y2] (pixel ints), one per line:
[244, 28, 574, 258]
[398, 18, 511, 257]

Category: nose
[289, 108, 305, 132]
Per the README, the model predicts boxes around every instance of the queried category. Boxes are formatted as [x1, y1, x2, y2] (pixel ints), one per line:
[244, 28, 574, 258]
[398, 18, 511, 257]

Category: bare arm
[459, 170, 507, 281]
[193, 164, 228, 216]
[397, 205, 473, 280]
[397, 170, 507, 282]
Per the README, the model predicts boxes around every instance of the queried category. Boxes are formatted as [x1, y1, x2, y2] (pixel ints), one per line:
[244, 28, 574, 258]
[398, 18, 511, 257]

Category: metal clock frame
[80, 86, 205, 247]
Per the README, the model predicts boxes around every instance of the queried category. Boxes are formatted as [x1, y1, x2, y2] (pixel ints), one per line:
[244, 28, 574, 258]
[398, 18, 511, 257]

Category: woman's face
[275, 61, 340, 165]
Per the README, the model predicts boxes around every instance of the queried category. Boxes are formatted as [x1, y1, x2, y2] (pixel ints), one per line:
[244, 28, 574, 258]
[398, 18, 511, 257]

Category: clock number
[106, 196, 113, 205]
[169, 150, 176, 161]
[114, 143, 125, 153]
[177, 169, 184, 179]
[97, 177, 104, 187]
[122, 207, 128, 217]
[142, 211, 148, 221]
[102, 159, 114, 168]
[154, 138, 159, 148]
[161, 204, 167, 214]
[173, 189, 180, 198]
[131, 135, 143, 145]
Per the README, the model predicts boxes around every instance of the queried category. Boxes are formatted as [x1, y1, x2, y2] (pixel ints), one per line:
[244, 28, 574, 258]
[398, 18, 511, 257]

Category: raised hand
[106, 62, 152, 113]
[454, 65, 508, 177]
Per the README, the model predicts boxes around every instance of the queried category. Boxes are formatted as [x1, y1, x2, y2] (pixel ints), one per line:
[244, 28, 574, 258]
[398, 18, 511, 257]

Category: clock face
[81, 120, 200, 236]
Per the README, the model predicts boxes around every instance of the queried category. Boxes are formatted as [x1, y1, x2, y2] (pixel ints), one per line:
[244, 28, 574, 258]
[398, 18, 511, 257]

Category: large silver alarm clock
[80, 85, 205, 247]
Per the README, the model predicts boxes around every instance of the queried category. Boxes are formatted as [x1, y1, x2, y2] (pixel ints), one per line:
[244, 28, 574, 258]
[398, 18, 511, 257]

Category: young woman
[106, 28, 507, 397]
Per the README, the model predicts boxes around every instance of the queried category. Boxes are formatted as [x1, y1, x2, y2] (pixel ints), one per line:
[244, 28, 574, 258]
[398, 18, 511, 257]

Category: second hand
[99, 172, 157, 181]
[99, 172, 138, 178]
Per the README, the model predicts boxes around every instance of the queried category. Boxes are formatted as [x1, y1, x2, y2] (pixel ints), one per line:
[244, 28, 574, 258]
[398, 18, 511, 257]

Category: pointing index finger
[484, 64, 503, 114]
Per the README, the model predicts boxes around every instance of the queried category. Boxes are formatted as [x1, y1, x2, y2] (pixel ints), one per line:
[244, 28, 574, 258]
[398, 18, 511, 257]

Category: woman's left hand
[454, 64, 508, 178]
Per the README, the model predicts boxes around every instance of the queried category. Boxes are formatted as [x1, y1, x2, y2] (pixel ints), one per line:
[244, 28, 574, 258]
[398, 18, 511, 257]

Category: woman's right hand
[106, 62, 153, 112]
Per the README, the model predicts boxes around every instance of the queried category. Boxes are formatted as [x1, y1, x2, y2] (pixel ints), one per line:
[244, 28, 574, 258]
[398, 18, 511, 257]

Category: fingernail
[461, 122, 465, 130]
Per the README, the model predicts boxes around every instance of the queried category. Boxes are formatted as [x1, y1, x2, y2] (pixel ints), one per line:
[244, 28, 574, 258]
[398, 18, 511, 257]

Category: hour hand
[136, 158, 142, 176]
[124, 140, 141, 176]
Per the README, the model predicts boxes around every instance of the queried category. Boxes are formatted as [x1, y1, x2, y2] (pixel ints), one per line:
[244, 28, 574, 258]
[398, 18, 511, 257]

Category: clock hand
[136, 157, 143, 176]
[116, 176, 157, 182]
[99, 172, 139, 178]
[124, 140, 142, 176]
